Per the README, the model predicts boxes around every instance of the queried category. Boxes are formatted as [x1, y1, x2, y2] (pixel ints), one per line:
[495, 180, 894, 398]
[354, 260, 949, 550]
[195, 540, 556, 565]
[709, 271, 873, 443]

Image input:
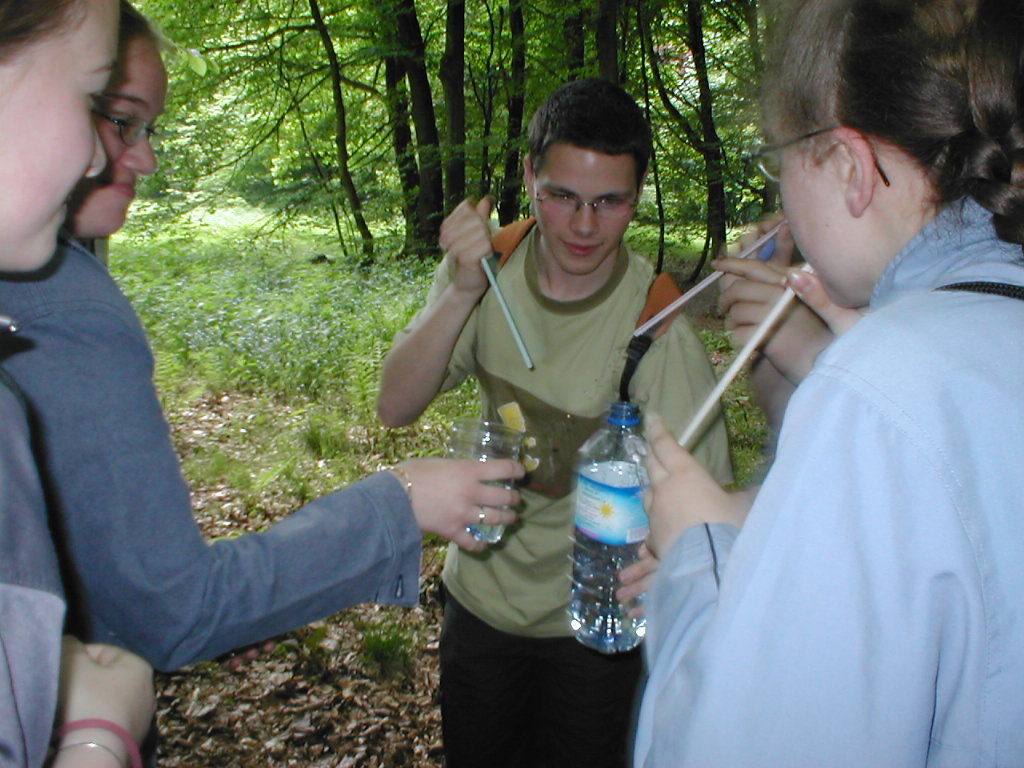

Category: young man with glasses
[379, 78, 732, 768]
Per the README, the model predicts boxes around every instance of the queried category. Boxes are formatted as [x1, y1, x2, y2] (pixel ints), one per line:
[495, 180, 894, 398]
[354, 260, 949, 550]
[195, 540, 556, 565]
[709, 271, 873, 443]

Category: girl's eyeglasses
[752, 125, 890, 187]
[91, 107, 160, 149]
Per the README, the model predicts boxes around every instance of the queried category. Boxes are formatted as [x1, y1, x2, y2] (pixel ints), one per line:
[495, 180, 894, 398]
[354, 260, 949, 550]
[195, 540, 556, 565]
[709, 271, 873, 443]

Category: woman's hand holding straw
[634, 219, 787, 338]
[645, 414, 757, 556]
[676, 264, 813, 449]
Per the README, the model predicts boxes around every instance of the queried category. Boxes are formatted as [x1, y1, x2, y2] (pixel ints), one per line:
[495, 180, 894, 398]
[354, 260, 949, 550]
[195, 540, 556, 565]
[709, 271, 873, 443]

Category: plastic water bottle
[569, 401, 649, 654]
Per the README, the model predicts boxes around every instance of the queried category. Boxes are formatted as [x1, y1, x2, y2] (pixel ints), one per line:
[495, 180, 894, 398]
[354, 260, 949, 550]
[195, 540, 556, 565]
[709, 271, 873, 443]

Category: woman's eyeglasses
[91, 103, 160, 149]
[752, 125, 890, 186]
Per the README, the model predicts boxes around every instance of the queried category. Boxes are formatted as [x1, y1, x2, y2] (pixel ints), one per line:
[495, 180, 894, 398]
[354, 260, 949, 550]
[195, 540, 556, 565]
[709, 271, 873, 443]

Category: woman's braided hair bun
[844, 0, 1024, 246]
[769, 0, 1024, 248]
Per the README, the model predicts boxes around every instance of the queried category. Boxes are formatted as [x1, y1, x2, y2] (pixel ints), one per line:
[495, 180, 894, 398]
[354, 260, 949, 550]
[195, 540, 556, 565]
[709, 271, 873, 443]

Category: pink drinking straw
[634, 219, 787, 338]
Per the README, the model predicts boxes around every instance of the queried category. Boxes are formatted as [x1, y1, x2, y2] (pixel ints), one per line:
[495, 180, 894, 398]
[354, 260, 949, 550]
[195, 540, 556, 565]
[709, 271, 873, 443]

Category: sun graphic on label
[600, 501, 615, 518]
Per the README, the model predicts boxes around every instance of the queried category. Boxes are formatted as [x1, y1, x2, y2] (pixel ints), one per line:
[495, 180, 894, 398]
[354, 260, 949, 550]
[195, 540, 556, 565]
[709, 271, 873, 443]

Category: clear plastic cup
[446, 419, 524, 543]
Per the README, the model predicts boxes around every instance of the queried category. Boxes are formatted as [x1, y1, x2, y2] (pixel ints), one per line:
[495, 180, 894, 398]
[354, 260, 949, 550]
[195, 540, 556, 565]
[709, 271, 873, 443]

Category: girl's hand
[717, 218, 830, 385]
[617, 542, 658, 618]
[398, 457, 523, 552]
[644, 414, 750, 558]
[717, 215, 865, 386]
[786, 267, 865, 338]
[57, 637, 155, 744]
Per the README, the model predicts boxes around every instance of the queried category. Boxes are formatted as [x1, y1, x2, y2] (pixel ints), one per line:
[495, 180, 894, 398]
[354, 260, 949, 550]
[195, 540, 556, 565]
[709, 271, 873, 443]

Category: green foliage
[357, 619, 415, 679]
[722, 379, 770, 487]
[113, 225, 433, 401]
[129, 0, 773, 256]
[697, 330, 771, 487]
[121, 217, 490, 519]
[300, 409, 352, 460]
[183, 446, 254, 493]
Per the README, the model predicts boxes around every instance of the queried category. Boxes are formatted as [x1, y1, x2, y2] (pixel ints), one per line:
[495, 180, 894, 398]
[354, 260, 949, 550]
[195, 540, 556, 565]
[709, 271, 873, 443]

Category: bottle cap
[607, 400, 640, 426]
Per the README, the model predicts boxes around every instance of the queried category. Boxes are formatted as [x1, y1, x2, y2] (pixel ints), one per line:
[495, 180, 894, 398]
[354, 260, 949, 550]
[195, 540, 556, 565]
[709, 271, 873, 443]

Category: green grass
[112, 235, 426, 401]
[357, 620, 416, 680]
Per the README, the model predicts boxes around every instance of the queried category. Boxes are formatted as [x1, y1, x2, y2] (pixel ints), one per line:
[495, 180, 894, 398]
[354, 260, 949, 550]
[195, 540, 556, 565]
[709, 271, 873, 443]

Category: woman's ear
[831, 127, 881, 218]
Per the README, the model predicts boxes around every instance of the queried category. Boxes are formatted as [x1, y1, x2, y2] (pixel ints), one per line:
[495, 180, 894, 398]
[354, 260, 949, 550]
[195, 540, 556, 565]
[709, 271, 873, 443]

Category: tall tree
[280, 66, 348, 257]
[441, 0, 467, 210]
[384, 55, 420, 256]
[685, 0, 728, 263]
[564, 6, 586, 79]
[596, 0, 619, 81]
[497, 0, 526, 225]
[641, 0, 728, 276]
[637, 10, 668, 273]
[395, 0, 444, 254]
[308, 0, 373, 260]
[733, 0, 779, 212]
[466, 2, 503, 199]
[134, 0, 771, 264]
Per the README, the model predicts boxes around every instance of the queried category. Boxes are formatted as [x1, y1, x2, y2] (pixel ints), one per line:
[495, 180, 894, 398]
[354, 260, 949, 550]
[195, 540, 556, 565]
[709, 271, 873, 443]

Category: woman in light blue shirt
[635, 0, 1024, 765]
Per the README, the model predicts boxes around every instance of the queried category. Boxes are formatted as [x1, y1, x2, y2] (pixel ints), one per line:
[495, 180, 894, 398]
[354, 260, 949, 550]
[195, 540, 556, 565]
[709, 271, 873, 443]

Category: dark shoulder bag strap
[619, 273, 684, 402]
[937, 281, 1024, 300]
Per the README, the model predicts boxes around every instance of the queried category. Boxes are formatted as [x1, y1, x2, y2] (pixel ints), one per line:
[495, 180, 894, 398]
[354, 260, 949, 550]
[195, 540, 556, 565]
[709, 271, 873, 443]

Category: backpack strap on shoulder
[619, 272, 685, 402]
[491, 217, 537, 268]
[937, 281, 1024, 300]
[637, 273, 684, 341]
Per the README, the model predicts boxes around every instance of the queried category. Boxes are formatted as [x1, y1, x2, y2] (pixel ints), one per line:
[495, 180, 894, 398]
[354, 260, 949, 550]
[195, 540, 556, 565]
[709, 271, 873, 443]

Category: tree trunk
[497, 0, 526, 225]
[564, 7, 585, 80]
[308, 0, 374, 261]
[286, 88, 347, 256]
[641, 1, 726, 279]
[468, 3, 502, 198]
[738, 0, 780, 213]
[685, 0, 728, 263]
[596, 0, 619, 82]
[395, 0, 444, 256]
[637, 5, 667, 273]
[275, 45, 349, 256]
[441, 0, 466, 211]
[384, 56, 420, 256]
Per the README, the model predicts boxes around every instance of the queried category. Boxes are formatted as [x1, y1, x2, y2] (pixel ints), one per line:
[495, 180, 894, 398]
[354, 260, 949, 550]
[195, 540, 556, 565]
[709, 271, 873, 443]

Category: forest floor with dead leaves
[150, 292, 748, 767]
[154, 394, 455, 767]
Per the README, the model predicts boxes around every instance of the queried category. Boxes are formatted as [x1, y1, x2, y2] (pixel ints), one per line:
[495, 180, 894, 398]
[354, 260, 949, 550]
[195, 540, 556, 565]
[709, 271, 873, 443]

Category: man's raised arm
[377, 197, 495, 427]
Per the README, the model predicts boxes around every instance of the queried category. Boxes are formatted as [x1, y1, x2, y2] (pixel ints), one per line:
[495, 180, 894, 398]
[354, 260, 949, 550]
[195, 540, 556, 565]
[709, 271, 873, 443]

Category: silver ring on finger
[477, 506, 487, 525]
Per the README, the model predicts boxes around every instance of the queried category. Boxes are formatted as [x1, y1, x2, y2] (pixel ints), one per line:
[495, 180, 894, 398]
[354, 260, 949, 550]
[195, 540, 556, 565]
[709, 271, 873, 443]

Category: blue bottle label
[574, 474, 649, 545]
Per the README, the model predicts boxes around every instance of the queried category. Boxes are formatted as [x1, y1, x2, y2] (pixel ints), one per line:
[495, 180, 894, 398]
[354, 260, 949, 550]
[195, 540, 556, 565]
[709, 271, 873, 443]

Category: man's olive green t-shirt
[402, 227, 733, 637]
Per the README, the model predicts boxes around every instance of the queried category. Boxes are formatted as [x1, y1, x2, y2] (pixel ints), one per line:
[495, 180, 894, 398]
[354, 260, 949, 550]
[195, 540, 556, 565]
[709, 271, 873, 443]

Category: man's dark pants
[439, 589, 643, 768]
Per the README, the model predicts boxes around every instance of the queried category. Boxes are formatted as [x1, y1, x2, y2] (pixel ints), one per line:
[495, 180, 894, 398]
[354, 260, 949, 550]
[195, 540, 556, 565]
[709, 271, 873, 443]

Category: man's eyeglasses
[752, 125, 890, 187]
[534, 190, 637, 220]
[91, 106, 160, 149]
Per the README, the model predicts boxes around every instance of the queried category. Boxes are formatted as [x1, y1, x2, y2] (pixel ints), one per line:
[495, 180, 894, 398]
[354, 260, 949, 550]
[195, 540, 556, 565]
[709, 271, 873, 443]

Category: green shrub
[357, 619, 415, 680]
[112, 232, 433, 400]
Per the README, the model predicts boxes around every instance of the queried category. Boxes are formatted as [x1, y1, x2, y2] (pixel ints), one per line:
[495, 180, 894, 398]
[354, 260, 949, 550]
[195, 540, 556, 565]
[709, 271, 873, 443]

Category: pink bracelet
[55, 719, 143, 768]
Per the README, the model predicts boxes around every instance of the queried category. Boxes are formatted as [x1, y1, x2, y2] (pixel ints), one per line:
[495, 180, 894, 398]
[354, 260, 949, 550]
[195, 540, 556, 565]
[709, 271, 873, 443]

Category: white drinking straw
[676, 265, 811, 449]
[482, 254, 534, 370]
[634, 220, 787, 338]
